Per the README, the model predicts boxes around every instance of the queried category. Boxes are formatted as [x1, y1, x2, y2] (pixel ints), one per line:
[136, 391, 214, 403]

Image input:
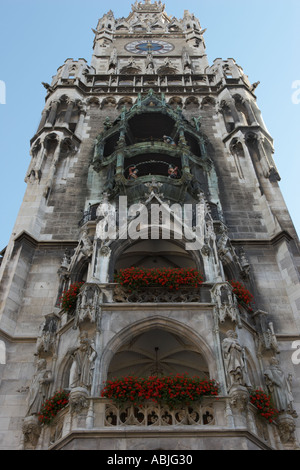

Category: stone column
[75, 107, 86, 139]
[37, 108, 49, 132]
[63, 98, 75, 125]
[243, 98, 257, 125]
[46, 100, 59, 126]
[257, 134, 280, 180]
[43, 135, 62, 198]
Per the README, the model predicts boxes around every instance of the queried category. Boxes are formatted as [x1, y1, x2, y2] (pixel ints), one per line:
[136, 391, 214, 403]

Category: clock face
[125, 40, 174, 55]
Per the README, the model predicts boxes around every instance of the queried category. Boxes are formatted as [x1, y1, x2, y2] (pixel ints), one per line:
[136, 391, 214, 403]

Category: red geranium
[114, 268, 203, 292]
[60, 282, 84, 312]
[38, 390, 70, 425]
[101, 374, 219, 408]
[249, 389, 278, 423]
[229, 280, 254, 311]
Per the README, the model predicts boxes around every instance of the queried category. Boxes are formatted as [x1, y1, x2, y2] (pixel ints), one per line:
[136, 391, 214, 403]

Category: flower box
[249, 389, 278, 423]
[114, 267, 203, 293]
[229, 280, 254, 311]
[38, 390, 70, 425]
[60, 282, 84, 313]
[101, 374, 219, 409]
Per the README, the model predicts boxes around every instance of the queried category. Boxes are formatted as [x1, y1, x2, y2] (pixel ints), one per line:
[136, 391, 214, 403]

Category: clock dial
[125, 40, 174, 55]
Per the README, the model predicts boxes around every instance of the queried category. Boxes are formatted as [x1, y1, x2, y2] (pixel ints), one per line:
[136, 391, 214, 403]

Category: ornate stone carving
[35, 314, 59, 357]
[211, 283, 241, 326]
[229, 385, 249, 412]
[254, 311, 280, 356]
[74, 283, 102, 327]
[22, 415, 41, 449]
[69, 386, 89, 414]
[105, 402, 215, 427]
[113, 285, 202, 303]
[276, 413, 299, 449]
[80, 229, 94, 258]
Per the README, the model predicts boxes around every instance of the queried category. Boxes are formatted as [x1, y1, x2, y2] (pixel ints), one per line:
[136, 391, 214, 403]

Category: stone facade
[0, 0, 299, 451]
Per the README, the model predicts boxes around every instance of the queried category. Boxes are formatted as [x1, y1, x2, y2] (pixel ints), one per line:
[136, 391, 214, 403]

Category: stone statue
[264, 357, 296, 414]
[80, 229, 93, 258]
[69, 332, 97, 390]
[26, 359, 52, 417]
[36, 314, 58, 357]
[222, 330, 248, 389]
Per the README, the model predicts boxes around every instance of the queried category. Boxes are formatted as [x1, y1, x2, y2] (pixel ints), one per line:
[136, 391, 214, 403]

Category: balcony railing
[40, 396, 279, 450]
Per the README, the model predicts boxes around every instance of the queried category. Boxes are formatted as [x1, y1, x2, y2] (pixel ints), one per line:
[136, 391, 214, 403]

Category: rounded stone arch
[87, 96, 100, 108]
[107, 233, 205, 282]
[184, 96, 199, 110]
[101, 97, 117, 109]
[117, 96, 133, 110]
[200, 96, 216, 109]
[97, 315, 218, 386]
[168, 96, 183, 109]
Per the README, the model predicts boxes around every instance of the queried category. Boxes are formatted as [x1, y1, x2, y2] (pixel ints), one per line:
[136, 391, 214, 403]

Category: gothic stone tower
[0, 0, 300, 451]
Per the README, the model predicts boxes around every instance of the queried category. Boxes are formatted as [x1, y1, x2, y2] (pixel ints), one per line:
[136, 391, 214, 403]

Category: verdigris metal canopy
[92, 90, 214, 205]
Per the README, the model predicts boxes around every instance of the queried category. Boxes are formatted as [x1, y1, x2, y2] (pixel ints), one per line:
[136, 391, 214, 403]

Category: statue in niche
[182, 48, 192, 73]
[264, 357, 297, 416]
[108, 48, 117, 73]
[80, 229, 93, 258]
[26, 359, 52, 417]
[61, 249, 72, 270]
[36, 314, 58, 357]
[69, 331, 97, 390]
[222, 330, 250, 389]
[145, 53, 155, 74]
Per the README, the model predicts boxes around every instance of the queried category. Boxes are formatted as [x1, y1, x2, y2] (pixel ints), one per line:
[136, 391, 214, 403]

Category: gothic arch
[98, 316, 218, 384]
[117, 96, 133, 109]
[87, 97, 100, 108]
[184, 96, 199, 110]
[168, 96, 183, 109]
[107, 233, 204, 282]
[119, 65, 141, 75]
[201, 96, 216, 109]
[101, 97, 117, 109]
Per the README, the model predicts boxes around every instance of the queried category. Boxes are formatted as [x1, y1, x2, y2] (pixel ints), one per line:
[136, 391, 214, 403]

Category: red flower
[114, 268, 203, 292]
[249, 389, 278, 423]
[101, 374, 219, 408]
[60, 282, 84, 312]
[229, 280, 254, 310]
[38, 390, 70, 425]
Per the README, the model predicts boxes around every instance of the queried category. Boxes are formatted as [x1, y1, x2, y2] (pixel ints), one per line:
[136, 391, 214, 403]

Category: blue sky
[0, 0, 299, 250]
